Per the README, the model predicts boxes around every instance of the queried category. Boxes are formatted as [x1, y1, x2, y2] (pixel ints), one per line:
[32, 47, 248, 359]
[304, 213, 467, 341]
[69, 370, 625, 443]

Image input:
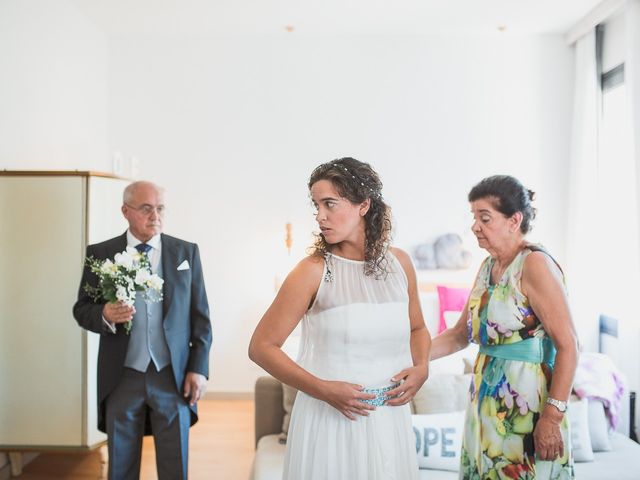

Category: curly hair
[307, 157, 392, 278]
[468, 175, 537, 234]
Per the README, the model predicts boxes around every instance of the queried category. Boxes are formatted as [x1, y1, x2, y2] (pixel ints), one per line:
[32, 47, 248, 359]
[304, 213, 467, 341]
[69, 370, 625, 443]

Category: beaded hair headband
[331, 161, 382, 199]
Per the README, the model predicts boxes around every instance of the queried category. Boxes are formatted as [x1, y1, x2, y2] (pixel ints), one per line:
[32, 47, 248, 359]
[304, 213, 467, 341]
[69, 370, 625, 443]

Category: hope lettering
[413, 427, 456, 457]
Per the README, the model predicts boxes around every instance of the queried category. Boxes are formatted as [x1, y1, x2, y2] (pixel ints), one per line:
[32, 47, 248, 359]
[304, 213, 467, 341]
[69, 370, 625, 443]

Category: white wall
[0, 0, 576, 393]
[0, 0, 108, 170]
[107, 33, 574, 392]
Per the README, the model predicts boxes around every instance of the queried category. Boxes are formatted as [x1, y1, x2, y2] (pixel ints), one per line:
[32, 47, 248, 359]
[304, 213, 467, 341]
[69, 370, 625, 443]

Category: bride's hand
[319, 380, 377, 420]
[384, 365, 429, 406]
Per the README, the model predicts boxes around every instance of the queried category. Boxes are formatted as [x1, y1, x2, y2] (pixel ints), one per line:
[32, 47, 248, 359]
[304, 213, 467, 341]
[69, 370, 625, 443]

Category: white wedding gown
[283, 252, 420, 480]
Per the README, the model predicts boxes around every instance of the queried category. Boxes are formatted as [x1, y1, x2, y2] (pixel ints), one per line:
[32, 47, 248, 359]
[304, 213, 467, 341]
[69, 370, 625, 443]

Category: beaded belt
[360, 383, 401, 407]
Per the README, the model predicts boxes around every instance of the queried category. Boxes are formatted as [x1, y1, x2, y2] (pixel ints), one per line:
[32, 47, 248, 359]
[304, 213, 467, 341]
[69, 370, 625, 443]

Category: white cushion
[412, 412, 465, 471]
[568, 398, 594, 462]
[418, 469, 457, 480]
[429, 354, 466, 375]
[443, 310, 462, 329]
[413, 374, 472, 414]
[251, 434, 286, 480]
[419, 291, 440, 334]
[428, 345, 478, 375]
[588, 399, 612, 452]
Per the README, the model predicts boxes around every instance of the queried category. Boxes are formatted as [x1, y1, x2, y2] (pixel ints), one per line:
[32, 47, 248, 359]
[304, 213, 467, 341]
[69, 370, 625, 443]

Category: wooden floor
[16, 399, 254, 479]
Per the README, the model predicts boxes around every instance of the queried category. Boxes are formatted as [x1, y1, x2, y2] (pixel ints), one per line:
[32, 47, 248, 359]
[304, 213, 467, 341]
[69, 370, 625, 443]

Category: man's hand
[183, 372, 207, 406]
[102, 302, 135, 324]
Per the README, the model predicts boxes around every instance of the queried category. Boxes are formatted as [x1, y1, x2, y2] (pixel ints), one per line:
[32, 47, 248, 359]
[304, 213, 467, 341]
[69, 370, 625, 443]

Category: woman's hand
[384, 365, 429, 406]
[534, 406, 565, 461]
[319, 380, 377, 420]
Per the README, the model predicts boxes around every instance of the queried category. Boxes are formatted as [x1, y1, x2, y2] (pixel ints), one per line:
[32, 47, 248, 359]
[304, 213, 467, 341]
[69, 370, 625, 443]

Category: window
[596, 15, 639, 309]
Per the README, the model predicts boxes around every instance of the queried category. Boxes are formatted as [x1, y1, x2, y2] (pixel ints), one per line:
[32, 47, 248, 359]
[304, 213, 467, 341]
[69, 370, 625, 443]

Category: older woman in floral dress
[431, 175, 578, 479]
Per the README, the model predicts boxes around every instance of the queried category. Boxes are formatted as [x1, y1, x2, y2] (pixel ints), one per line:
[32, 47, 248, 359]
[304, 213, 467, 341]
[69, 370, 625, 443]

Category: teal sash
[479, 337, 556, 387]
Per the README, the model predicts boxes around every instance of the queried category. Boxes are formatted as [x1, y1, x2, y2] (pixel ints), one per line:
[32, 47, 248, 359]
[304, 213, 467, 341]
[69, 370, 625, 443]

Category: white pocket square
[177, 260, 190, 271]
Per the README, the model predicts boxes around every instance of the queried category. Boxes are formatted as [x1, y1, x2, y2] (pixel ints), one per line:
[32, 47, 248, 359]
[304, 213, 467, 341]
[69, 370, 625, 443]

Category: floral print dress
[461, 245, 574, 480]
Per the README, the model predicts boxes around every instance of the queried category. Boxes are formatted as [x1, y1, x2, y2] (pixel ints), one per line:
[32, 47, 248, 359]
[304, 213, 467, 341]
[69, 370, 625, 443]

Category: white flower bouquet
[84, 246, 164, 334]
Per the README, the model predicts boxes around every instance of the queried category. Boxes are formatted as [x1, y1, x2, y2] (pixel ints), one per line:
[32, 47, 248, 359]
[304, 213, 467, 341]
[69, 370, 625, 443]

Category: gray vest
[124, 260, 171, 372]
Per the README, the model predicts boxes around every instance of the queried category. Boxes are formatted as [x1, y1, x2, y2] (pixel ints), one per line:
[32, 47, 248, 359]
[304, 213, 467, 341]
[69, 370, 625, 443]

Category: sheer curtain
[566, 30, 600, 350]
[567, 1, 640, 431]
[628, 0, 640, 257]
[623, 0, 640, 411]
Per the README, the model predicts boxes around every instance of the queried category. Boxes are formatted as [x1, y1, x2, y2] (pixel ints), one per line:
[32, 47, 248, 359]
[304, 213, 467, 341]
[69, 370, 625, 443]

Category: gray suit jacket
[73, 232, 212, 433]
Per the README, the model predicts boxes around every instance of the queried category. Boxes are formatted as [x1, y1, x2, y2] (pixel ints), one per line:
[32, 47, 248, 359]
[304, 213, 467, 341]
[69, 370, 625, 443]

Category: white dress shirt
[127, 230, 162, 273]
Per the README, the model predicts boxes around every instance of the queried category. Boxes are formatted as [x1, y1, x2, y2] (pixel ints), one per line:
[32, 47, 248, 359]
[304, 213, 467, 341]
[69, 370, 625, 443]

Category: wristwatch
[546, 397, 568, 413]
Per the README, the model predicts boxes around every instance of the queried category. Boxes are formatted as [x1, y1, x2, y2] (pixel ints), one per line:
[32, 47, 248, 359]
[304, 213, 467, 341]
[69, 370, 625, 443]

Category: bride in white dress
[249, 157, 431, 479]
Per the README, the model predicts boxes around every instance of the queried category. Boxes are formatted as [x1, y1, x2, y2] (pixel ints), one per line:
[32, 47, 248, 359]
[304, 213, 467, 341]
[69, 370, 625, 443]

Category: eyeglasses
[125, 203, 166, 215]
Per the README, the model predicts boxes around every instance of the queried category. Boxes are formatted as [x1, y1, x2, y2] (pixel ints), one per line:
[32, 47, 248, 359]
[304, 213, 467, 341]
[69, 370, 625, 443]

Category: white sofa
[252, 287, 640, 479]
[250, 374, 640, 480]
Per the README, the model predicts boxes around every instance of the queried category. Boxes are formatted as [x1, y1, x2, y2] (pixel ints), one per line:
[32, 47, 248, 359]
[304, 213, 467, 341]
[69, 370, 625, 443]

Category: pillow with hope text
[412, 411, 465, 471]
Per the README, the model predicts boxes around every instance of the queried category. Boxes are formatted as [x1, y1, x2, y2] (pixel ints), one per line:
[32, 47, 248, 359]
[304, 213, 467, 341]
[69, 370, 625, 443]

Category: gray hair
[123, 181, 165, 204]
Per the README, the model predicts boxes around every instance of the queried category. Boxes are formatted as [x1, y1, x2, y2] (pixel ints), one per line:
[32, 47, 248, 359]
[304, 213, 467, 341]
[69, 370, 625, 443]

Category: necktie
[135, 243, 152, 270]
[135, 243, 152, 254]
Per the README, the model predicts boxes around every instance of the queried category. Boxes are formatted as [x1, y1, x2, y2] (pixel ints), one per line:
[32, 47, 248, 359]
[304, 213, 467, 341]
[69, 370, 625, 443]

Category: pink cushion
[436, 285, 471, 333]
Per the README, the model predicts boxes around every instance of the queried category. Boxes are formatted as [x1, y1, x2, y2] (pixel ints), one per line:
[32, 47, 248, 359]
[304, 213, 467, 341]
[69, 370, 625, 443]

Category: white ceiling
[70, 0, 603, 37]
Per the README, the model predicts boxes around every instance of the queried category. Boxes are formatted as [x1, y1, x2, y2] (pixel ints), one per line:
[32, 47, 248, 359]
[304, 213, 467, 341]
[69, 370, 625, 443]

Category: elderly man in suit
[73, 180, 212, 480]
